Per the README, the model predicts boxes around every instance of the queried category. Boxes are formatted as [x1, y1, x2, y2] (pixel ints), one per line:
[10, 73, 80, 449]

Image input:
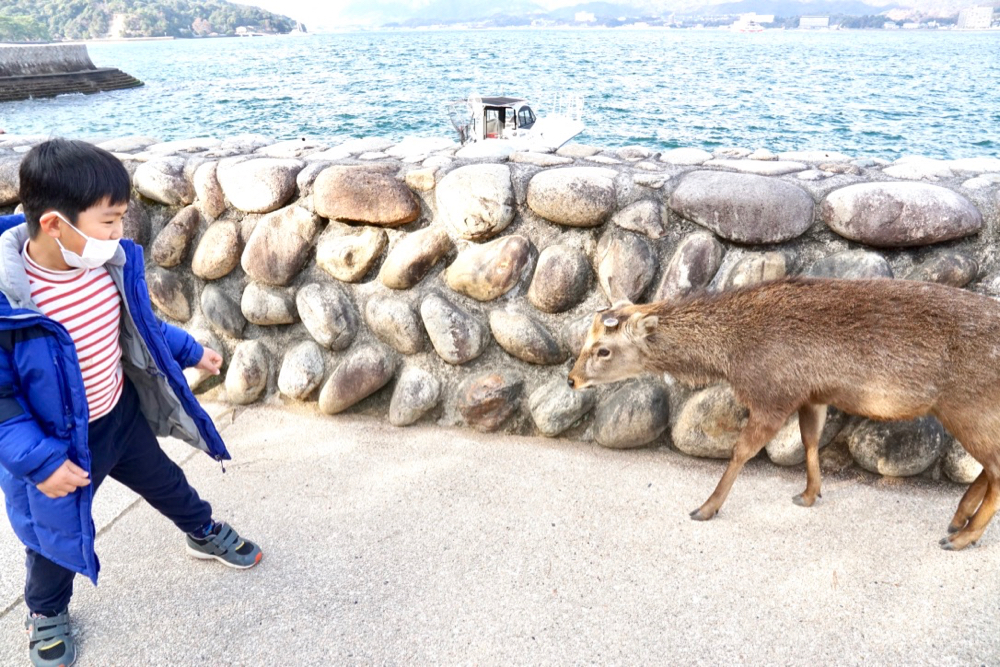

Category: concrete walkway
[2, 404, 999, 666]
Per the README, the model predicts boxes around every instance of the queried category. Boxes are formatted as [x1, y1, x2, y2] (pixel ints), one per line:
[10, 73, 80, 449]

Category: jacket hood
[0, 214, 126, 311]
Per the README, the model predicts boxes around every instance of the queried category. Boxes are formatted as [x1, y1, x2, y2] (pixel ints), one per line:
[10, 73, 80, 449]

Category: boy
[0, 139, 262, 667]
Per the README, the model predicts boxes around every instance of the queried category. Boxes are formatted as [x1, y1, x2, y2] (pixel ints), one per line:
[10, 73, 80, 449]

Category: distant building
[575, 11, 596, 23]
[883, 21, 900, 29]
[902, 22, 921, 29]
[732, 13, 774, 31]
[799, 16, 830, 29]
[957, 6, 995, 29]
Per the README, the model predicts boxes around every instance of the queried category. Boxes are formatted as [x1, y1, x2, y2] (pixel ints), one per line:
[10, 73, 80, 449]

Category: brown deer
[567, 277, 1000, 550]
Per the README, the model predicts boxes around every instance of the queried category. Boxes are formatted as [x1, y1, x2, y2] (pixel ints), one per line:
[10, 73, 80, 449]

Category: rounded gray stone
[654, 233, 724, 301]
[364, 296, 425, 355]
[313, 166, 420, 226]
[702, 159, 808, 176]
[436, 164, 515, 241]
[241, 283, 297, 326]
[529, 379, 596, 437]
[241, 205, 323, 286]
[134, 157, 194, 206]
[556, 143, 602, 158]
[316, 225, 388, 282]
[805, 250, 893, 280]
[225, 340, 269, 405]
[277, 340, 325, 400]
[669, 171, 815, 244]
[660, 148, 713, 165]
[295, 282, 359, 351]
[191, 221, 242, 280]
[420, 293, 488, 365]
[182, 329, 224, 391]
[193, 161, 226, 219]
[488, 310, 565, 365]
[562, 312, 595, 360]
[122, 198, 151, 246]
[444, 235, 534, 302]
[389, 366, 442, 427]
[146, 267, 191, 322]
[379, 227, 453, 290]
[765, 409, 846, 466]
[941, 436, 984, 484]
[610, 200, 667, 239]
[151, 206, 201, 268]
[720, 252, 788, 290]
[821, 183, 983, 247]
[318, 345, 397, 415]
[596, 232, 656, 303]
[847, 417, 944, 477]
[1, 157, 24, 203]
[217, 157, 304, 214]
[527, 245, 593, 314]
[201, 284, 247, 338]
[672, 385, 748, 459]
[904, 251, 978, 287]
[457, 372, 524, 432]
[527, 167, 617, 227]
[593, 381, 670, 449]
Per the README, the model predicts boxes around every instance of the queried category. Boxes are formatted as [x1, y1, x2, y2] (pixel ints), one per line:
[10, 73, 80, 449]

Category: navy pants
[24, 378, 212, 616]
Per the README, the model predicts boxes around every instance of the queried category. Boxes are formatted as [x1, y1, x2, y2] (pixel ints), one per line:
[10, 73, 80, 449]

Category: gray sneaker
[26, 610, 76, 667]
[185, 522, 262, 569]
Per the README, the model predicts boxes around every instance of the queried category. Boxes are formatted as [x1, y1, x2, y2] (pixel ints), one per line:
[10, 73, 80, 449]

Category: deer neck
[641, 299, 735, 386]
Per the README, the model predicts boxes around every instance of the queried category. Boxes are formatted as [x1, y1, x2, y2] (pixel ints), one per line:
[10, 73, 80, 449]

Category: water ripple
[0, 30, 997, 160]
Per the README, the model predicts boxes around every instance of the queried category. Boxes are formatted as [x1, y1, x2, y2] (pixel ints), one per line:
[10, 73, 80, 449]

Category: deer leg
[690, 411, 786, 521]
[946, 471, 989, 534]
[793, 404, 827, 508]
[941, 472, 998, 550]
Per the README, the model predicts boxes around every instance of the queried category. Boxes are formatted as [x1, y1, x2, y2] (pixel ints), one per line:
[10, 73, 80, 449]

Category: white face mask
[53, 212, 120, 269]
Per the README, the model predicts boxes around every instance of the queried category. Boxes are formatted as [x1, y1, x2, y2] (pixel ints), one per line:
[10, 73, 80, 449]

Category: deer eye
[597, 348, 611, 358]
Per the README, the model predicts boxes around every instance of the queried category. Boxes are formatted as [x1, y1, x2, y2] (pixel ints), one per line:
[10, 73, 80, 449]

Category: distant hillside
[0, 0, 296, 42]
[695, 0, 896, 15]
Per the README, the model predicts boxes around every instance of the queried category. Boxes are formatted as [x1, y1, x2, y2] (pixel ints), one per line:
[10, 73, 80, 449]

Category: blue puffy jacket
[0, 214, 230, 584]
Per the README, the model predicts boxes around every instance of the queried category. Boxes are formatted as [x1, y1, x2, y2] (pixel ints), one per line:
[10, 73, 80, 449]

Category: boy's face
[44, 197, 127, 255]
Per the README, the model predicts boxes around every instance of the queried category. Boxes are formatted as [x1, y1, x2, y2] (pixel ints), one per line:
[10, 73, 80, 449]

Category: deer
[567, 276, 1000, 550]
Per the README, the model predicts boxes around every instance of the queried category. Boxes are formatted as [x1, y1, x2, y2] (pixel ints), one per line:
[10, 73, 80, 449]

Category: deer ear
[634, 314, 658, 338]
[606, 276, 634, 309]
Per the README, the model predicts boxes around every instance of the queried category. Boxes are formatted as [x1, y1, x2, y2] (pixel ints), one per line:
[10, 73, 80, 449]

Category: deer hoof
[946, 523, 963, 534]
[792, 494, 816, 508]
[940, 540, 957, 551]
[689, 508, 716, 521]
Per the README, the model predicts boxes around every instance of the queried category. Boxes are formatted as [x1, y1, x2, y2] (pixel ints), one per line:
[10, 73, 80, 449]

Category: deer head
[567, 298, 659, 390]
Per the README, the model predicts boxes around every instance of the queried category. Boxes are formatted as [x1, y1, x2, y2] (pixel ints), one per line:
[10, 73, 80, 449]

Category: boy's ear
[37, 212, 64, 239]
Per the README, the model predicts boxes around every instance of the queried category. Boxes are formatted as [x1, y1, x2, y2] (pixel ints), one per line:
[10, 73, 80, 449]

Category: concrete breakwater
[0, 44, 142, 102]
[1, 134, 999, 484]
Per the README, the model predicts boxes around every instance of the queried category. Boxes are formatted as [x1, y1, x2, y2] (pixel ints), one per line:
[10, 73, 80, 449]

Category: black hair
[18, 138, 131, 237]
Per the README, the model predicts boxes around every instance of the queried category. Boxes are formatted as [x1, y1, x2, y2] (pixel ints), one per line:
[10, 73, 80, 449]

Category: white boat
[447, 94, 585, 151]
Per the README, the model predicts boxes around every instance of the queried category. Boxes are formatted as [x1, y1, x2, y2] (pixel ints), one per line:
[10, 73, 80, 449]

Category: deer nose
[567, 377, 575, 388]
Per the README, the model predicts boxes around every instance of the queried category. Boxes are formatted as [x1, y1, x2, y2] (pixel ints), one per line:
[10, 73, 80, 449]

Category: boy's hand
[195, 347, 223, 375]
[37, 460, 90, 499]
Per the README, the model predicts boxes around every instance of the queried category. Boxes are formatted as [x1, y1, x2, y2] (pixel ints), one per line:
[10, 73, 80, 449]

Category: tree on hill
[0, 0, 295, 41]
[0, 15, 51, 42]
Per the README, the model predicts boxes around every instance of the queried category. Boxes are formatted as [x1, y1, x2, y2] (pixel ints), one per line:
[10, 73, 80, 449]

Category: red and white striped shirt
[22, 242, 124, 422]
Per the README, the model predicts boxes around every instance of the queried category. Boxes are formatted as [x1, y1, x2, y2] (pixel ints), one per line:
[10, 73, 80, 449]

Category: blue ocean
[2, 29, 998, 160]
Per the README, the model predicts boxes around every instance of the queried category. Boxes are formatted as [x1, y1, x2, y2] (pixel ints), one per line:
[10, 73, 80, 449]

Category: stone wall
[2, 133, 999, 485]
[0, 44, 95, 77]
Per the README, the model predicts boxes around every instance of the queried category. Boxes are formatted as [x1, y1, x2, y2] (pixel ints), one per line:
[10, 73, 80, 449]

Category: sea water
[2, 29, 998, 160]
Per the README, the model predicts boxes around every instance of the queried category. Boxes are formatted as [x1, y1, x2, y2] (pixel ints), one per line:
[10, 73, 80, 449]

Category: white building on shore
[957, 6, 995, 29]
[799, 16, 830, 29]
